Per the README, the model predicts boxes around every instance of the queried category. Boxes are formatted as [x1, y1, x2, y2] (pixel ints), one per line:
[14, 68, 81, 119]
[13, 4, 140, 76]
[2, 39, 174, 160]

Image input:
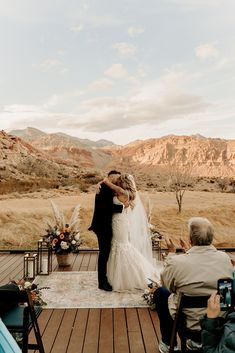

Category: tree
[218, 177, 229, 192]
[231, 179, 235, 193]
[168, 163, 193, 213]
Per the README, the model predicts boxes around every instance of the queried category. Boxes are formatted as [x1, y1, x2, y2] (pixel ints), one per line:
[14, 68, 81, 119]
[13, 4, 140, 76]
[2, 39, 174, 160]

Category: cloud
[0, 65, 211, 136]
[32, 59, 69, 74]
[57, 50, 67, 56]
[3, 104, 43, 114]
[1, 104, 73, 131]
[70, 24, 84, 32]
[195, 42, 219, 59]
[1, 89, 209, 135]
[42, 95, 60, 109]
[136, 66, 148, 78]
[104, 63, 129, 79]
[57, 91, 209, 133]
[74, 14, 121, 28]
[88, 78, 114, 91]
[166, 0, 224, 10]
[128, 26, 145, 37]
[112, 42, 137, 58]
[3, 63, 233, 142]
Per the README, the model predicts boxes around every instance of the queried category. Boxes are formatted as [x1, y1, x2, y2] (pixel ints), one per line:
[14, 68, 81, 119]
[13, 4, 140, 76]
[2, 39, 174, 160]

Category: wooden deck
[0, 251, 161, 353]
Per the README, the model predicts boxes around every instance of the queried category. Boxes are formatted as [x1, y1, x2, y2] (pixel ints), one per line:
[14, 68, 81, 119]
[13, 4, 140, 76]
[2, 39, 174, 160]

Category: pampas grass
[69, 204, 81, 233]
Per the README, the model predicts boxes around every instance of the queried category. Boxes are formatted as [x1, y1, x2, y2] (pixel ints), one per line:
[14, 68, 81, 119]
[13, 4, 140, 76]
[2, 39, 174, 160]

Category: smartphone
[217, 278, 233, 310]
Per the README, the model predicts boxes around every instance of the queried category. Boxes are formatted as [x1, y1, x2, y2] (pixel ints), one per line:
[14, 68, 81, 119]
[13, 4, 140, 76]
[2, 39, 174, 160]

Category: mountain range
[0, 127, 234, 194]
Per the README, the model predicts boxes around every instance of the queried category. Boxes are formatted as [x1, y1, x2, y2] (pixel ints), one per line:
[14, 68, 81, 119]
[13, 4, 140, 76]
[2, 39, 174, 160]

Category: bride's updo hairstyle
[116, 174, 136, 208]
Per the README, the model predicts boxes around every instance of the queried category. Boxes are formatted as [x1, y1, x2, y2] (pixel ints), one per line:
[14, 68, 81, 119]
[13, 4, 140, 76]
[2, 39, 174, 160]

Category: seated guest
[0, 282, 22, 353]
[0, 318, 22, 353]
[154, 217, 233, 353]
[200, 292, 235, 353]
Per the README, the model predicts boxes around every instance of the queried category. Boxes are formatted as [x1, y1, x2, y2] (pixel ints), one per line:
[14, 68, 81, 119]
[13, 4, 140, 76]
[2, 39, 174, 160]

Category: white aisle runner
[34, 271, 148, 308]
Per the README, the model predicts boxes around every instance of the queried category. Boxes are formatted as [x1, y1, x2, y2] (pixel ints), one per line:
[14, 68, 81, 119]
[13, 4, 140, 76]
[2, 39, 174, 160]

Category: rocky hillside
[0, 130, 102, 194]
[106, 135, 235, 178]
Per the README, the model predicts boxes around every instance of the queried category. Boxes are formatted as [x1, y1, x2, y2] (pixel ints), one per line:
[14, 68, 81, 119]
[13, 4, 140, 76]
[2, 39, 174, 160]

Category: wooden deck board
[88, 252, 97, 271]
[99, 309, 114, 353]
[138, 308, 159, 353]
[79, 252, 92, 271]
[66, 309, 89, 353]
[30, 307, 160, 353]
[113, 308, 130, 353]
[0, 254, 23, 283]
[71, 252, 84, 271]
[50, 309, 77, 353]
[41, 309, 65, 352]
[82, 308, 101, 353]
[126, 308, 146, 353]
[150, 309, 161, 342]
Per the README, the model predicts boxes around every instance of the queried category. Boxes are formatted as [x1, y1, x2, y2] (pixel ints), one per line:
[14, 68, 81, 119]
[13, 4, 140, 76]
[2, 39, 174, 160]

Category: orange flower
[31, 292, 37, 301]
[52, 238, 58, 246]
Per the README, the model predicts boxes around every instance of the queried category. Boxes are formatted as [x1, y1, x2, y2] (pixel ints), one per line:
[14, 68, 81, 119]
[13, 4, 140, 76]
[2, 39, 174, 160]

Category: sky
[0, 0, 235, 145]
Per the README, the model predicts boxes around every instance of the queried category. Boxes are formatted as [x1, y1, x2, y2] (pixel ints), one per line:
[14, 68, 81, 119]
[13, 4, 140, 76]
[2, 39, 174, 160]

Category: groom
[89, 170, 124, 291]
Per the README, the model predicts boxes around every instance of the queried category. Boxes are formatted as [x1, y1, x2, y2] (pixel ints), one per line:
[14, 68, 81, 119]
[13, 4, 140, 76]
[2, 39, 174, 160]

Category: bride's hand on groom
[95, 181, 102, 194]
[123, 200, 130, 208]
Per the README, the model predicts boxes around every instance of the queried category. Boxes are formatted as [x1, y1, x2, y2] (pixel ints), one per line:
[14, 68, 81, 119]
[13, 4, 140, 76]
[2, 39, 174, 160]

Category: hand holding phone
[207, 292, 221, 318]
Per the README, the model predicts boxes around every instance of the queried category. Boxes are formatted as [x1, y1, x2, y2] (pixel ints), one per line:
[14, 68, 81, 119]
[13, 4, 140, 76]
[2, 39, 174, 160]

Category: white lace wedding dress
[107, 196, 162, 292]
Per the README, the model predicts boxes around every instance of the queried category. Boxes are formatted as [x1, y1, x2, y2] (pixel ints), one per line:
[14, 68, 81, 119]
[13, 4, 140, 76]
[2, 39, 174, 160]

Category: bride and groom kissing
[89, 170, 161, 292]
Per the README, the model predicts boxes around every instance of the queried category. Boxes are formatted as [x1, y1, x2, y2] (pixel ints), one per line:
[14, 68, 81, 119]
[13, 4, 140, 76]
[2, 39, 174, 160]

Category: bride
[102, 174, 162, 292]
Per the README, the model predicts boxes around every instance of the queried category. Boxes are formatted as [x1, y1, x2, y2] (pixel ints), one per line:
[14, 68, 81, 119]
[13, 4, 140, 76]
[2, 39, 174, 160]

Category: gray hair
[188, 217, 214, 246]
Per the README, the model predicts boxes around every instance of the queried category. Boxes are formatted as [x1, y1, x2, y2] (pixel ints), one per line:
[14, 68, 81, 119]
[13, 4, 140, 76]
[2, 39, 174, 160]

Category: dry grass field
[0, 187, 234, 250]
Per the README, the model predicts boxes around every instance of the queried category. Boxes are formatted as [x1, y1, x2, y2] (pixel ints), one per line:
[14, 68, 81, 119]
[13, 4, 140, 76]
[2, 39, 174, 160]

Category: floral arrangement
[23, 281, 48, 306]
[8, 279, 47, 343]
[142, 279, 161, 310]
[44, 201, 82, 255]
[10, 279, 48, 307]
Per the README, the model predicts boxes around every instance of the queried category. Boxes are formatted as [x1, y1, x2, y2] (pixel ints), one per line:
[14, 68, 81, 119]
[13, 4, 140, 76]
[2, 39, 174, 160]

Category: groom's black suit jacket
[89, 183, 123, 234]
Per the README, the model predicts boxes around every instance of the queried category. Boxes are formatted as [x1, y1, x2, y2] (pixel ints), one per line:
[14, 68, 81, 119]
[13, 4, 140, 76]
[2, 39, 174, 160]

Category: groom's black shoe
[99, 282, 112, 291]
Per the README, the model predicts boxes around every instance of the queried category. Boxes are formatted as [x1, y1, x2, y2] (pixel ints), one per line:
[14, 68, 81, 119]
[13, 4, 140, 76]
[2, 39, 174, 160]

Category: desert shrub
[82, 172, 101, 185]
[147, 182, 155, 187]
[0, 179, 61, 195]
[78, 180, 89, 193]
[83, 172, 97, 178]
[228, 188, 235, 193]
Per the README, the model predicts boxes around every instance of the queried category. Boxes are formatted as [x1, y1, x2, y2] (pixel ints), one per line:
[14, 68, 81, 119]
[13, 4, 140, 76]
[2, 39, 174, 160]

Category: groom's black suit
[89, 182, 123, 287]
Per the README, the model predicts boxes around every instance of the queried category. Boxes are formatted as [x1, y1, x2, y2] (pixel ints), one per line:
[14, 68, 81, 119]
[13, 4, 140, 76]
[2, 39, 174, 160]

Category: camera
[217, 278, 233, 311]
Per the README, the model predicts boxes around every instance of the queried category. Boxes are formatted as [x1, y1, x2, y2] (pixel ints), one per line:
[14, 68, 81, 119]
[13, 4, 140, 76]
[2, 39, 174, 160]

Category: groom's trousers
[96, 229, 112, 286]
